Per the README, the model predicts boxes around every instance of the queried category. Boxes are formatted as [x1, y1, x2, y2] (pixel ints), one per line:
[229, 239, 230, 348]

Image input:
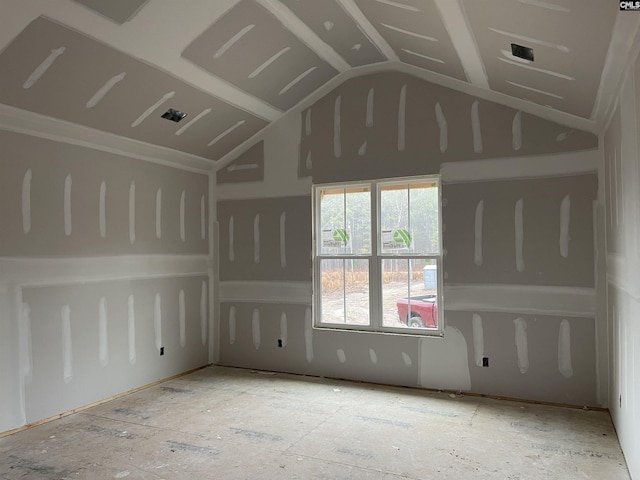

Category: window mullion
[370, 183, 380, 330]
[342, 258, 347, 324]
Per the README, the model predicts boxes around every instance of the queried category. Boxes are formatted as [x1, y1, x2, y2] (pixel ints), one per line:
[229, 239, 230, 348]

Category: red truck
[396, 295, 438, 328]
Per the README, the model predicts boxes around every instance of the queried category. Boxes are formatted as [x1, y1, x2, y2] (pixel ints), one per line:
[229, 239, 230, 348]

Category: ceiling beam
[256, 0, 351, 72]
[336, 0, 400, 62]
[432, 0, 489, 89]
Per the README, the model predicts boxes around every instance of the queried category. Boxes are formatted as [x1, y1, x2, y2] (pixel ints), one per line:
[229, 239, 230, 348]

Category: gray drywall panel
[0, 17, 268, 161]
[447, 311, 597, 406]
[304, 327, 421, 387]
[463, 0, 616, 118]
[182, 0, 338, 110]
[0, 130, 208, 256]
[216, 141, 265, 185]
[218, 301, 598, 405]
[604, 105, 622, 255]
[218, 302, 312, 375]
[354, 0, 466, 80]
[72, 0, 148, 24]
[0, 289, 22, 432]
[443, 175, 597, 287]
[604, 71, 640, 479]
[280, 0, 386, 67]
[299, 72, 598, 183]
[217, 196, 312, 282]
[218, 302, 420, 388]
[22, 276, 208, 424]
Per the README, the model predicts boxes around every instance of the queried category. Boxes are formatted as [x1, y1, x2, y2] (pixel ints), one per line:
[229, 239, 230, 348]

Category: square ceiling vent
[161, 108, 187, 122]
[511, 43, 534, 62]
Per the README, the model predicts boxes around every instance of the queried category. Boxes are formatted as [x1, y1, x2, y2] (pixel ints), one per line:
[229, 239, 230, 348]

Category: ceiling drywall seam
[432, 0, 489, 89]
[336, 0, 400, 61]
[594, 13, 640, 130]
[256, 0, 351, 72]
[0, 104, 214, 174]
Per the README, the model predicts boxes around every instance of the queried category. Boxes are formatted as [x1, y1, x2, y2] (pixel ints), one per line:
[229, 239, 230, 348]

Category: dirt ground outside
[320, 280, 436, 329]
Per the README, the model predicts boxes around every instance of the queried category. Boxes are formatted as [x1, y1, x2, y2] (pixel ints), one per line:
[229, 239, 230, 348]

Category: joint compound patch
[229, 428, 283, 442]
[86, 425, 135, 439]
[166, 441, 218, 456]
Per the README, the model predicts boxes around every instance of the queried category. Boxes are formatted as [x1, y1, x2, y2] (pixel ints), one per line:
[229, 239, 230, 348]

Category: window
[313, 176, 442, 335]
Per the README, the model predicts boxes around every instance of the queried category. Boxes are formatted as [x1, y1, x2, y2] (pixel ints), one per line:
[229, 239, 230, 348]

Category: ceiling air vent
[511, 43, 534, 61]
[161, 108, 187, 122]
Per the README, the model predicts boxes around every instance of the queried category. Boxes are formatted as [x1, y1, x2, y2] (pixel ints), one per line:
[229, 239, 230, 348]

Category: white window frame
[312, 175, 443, 336]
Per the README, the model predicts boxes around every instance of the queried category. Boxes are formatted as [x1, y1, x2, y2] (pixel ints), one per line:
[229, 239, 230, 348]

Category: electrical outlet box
[160, 347, 164, 356]
[482, 357, 489, 367]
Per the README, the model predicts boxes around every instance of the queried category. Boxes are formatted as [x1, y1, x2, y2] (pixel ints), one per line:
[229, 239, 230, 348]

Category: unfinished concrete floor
[0, 366, 630, 479]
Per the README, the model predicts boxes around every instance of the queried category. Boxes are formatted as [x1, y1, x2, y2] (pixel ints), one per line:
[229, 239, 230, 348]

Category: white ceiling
[0, 0, 639, 166]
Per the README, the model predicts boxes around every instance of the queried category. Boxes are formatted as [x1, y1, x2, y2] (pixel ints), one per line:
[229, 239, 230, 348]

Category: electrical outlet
[277, 339, 283, 348]
[160, 347, 164, 356]
[482, 357, 489, 367]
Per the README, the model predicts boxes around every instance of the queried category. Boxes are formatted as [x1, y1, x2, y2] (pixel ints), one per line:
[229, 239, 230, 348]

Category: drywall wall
[603, 57, 640, 479]
[217, 196, 311, 282]
[300, 72, 596, 184]
[0, 130, 210, 434]
[444, 176, 597, 287]
[0, 131, 208, 256]
[22, 276, 208, 423]
[216, 71, 604, 407]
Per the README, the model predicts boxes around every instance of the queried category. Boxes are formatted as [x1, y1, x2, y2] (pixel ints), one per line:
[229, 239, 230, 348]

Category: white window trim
[312, 175, 444, 337]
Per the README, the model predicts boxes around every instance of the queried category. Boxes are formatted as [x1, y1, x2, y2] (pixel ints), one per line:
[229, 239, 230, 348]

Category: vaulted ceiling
[0, 0, 637, 169]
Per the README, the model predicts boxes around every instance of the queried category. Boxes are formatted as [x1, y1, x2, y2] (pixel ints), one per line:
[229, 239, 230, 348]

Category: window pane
[380, 184, 409, 254]
[320, 258, 370, 326]
[380, 181, 440, 255]
[410, 182, 440, 255]
[382, 258, 438, 329]
[320, 187, 371, 255]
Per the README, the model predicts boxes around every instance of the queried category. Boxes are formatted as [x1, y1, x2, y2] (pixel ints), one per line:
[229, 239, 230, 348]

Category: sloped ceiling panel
[354, 0, 467, 81]
[0, 17, 268, 162]
[463, 0, 617, 119]
[279, 0, 387, 67]
[182, 0, 339, 110]
[72, 0, 149, 24]
[299, 72, 597, 183]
